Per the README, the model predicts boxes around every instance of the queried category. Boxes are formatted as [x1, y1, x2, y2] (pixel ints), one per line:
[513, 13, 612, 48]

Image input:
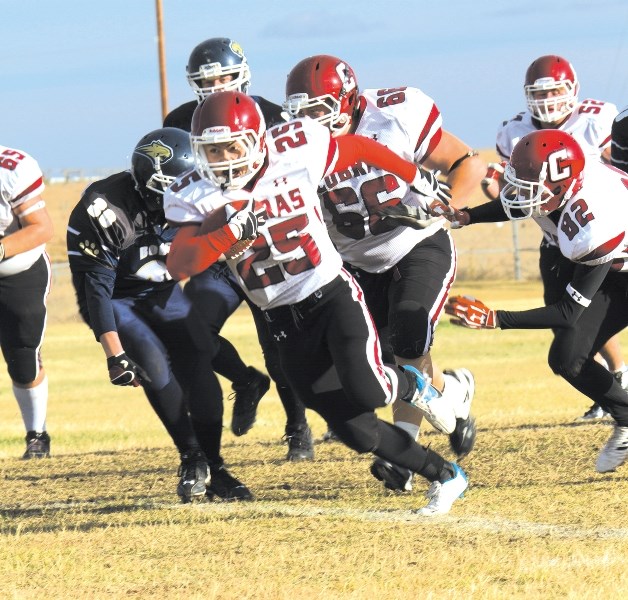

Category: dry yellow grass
[2, 281, 628, 599]
[4, 179, 627, 597]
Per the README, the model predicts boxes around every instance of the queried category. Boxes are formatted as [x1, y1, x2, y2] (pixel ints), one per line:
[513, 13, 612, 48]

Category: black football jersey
[163, 95, 286, 132]
[67, 171, 175, 299]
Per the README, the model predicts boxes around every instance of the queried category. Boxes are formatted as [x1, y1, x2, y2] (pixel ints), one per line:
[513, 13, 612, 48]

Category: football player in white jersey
[164, 91, 469, 516]
[283, 54, 486, 492]
[482, 54, 625, 421]
[444, 130, 628, 473]
[0, 144, 53, 458]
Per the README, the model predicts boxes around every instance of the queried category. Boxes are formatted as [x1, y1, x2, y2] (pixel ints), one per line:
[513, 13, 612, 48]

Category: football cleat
[595, 425, 628, 473]
[230, 367, 271, 436]
[416, 463, 468, 516]
[177, 450, 210, 504]
[206, 464, 253, 501]
[614, 367, 628, 391]
[449, 415, 477, 459]
[578, 403, 609, 421]
[370, 458, 413, 492]
[401, 365, 456, 434]
[443, 369, 477, 458]
[320, 428, 341, 443]
[22, 431, 51, 459]
[284, 424, 314, 461]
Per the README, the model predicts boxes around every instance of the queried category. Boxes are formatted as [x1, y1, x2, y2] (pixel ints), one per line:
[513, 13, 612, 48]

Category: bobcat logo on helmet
[135, 141, 173, 165]
[229, 41, 244, 58]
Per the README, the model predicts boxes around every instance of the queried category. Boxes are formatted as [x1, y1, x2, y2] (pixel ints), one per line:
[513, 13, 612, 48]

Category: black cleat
[285, 424, 314, 462]
[370, 458, 413, 492]
[206, 465, 253, 501]
[449, 415, 477, 459]
[230, 367, 271, 436]
[22, 431, 51, 459]
[177, 450, 210, 504]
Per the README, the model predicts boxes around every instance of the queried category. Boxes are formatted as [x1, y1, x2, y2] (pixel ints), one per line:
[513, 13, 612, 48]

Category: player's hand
[107, 353, 151, 387]
[411, 166, 453, 210]
[445, 209, 471, 229]
[227, 209, 265, 241]
[377, 203, 443, 230]
[445, 295, 498, 329]
[481, 161, 507, 199]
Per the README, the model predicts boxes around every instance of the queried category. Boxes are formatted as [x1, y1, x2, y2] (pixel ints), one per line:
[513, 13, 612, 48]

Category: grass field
[2, 277, 628, 599]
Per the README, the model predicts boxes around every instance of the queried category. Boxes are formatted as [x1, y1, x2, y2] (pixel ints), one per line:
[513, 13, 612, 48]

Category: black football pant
[263, 272, 450, 482]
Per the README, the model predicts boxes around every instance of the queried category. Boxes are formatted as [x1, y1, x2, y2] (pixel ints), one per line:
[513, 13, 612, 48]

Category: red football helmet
[500, 130, 585, 219]
[524, 55, 579, 123]
[284, 55, 359, 136]
[191, 91, 266, 190]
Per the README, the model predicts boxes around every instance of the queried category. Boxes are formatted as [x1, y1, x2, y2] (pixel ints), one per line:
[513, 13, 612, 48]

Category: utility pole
[155, 0, 168, 120]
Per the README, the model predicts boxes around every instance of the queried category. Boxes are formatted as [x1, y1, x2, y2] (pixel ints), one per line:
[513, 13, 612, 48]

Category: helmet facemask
[525, 78, 578, 123]
[191, 126, 265, 190]
[500, 162, 573, 219]
[187, 60, 251, 100]
[283, 93, 351, 136]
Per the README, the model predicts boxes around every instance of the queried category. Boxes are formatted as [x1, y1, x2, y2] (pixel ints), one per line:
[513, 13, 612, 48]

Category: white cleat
[443, 368, 475, 420]
[402, 365, 456, 434]
[416, 463, 468, 516]
[596, 425, 628, 473]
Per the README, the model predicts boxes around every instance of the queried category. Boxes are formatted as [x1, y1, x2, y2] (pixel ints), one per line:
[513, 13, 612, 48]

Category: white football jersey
[496, 98, 617, 162]
[319, 87, 444, 273]
[533, 161, 628, 272]
[0, 144, 46, 277]
[165, 118, 343, 309]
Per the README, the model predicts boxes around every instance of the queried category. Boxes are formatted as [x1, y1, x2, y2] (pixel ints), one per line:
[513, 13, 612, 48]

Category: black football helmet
[186, 37, 251, 100]
[131, 127, 194, 213]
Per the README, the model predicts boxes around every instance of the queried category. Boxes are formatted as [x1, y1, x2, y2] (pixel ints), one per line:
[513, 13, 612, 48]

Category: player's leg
[248, 301, 313, 460]
[0, 255, 51, 459]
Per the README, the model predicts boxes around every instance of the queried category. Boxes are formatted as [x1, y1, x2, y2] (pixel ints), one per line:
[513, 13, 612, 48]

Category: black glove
[227, 208, 265, 240]
[377, 203, 444, 230]
[107, 353, 150, 387]
[411, 166, 453, 209]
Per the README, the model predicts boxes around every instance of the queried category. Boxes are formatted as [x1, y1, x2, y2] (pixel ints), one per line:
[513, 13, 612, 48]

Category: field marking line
[19, 500, 628, 540]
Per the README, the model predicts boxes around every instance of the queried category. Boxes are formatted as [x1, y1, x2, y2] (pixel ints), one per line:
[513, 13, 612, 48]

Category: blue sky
[2, 0, 628, 177]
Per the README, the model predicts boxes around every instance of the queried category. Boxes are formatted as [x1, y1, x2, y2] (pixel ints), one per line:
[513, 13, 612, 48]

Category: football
[198, 200, 255, 259]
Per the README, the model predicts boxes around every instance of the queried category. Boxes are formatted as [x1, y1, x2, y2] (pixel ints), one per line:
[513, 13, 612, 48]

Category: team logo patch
[135, 140, 173, 165]
[230, 41, 244, 58]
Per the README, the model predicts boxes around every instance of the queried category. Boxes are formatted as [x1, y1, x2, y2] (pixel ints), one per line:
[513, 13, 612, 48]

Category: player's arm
[421, 130, 487, 209]
[1, 194, 53, 260]
[447, 262, 611, 330]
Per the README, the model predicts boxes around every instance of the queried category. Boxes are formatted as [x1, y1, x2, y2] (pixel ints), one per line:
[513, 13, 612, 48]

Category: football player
[283, 55, 486, 491]
[0, 143, 53, 459]
[482, 54, 625, 421]
[164, 91, 469, 516]
[443, 129, 628, 473]
[164, 37, 313, 460]
[67, 127, 252, 503]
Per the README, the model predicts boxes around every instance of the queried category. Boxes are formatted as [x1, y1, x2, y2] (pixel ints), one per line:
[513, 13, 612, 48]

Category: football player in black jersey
[164, 37, 314, 460]
[67, 127, 252, 503]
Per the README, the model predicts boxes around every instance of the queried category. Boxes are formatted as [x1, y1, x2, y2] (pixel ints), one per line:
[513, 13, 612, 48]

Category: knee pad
[5, 347, 39, 385]
[389, 300, 429, 359]
[330, 412, 380, 454]
[547, 343, 587, 380]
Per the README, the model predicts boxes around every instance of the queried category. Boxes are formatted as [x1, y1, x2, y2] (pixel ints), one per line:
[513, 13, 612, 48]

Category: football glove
[445, 295, 498, 329]
[411, 166, 453, 211]
[227, 208, 265, 241]
[377, 203, 443, 230]
[446, 209, 471, 229]
[481, 161, 507, 199]
[107, 353, 151, 387]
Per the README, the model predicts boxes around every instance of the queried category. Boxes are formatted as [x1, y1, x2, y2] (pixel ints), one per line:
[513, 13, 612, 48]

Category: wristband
[0, 241, 5, 262]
